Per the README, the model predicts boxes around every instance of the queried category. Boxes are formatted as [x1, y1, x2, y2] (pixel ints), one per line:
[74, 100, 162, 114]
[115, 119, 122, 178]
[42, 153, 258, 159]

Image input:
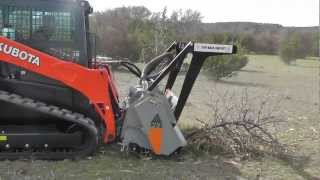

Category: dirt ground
[0, 55, 319, 180]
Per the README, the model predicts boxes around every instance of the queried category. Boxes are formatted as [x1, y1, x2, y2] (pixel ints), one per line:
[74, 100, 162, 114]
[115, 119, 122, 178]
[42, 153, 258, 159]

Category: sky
[87, 0, 319, 27]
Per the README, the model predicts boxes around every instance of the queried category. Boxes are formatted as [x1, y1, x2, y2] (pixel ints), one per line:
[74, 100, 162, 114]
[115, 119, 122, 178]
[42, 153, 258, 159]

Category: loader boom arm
[0, 36, 118, 142]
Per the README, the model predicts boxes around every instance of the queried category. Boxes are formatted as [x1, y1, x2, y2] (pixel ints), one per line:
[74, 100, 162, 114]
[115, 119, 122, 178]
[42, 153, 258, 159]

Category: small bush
[279, 34, 299, 65]
[203, 48, 248, 80]
[279, 32, 312, 65]
[280, 43, 296, 65]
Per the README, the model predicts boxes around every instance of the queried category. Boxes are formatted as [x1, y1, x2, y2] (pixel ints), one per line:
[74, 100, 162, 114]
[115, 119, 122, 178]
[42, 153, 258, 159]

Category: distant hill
[202, 22, 318, 35]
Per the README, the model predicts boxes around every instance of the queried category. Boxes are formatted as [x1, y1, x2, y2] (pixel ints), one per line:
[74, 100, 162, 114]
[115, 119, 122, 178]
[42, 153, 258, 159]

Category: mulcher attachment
[121, 88, 186, 155]
[121, 42, 237, 155]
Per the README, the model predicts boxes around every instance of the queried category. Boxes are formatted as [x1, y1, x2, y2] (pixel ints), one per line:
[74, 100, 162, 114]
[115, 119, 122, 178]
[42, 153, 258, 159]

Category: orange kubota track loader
[0, 0, 236, 159]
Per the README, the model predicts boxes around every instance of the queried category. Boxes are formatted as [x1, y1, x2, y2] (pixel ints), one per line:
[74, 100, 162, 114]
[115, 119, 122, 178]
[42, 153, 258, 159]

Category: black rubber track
[0, 90, 99, 160]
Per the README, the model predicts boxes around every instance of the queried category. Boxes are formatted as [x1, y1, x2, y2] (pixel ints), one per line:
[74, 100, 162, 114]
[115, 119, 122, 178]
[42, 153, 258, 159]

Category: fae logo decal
[0, 43, 40, 67]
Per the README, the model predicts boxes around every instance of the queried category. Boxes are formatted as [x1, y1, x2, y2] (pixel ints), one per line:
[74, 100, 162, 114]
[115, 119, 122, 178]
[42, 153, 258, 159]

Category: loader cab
[0, 0, 94, 67]
[0, 0, 98, 121]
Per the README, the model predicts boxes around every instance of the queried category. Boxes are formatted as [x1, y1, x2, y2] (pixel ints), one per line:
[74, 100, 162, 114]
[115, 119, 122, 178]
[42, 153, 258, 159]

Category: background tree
[90, 6, 317, 70]
[91, 6, 152, 61]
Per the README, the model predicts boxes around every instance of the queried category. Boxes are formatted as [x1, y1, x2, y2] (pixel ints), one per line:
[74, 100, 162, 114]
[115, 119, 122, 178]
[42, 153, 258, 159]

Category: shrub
[203, 43, 248, 80]
[279, 32, 307, 65]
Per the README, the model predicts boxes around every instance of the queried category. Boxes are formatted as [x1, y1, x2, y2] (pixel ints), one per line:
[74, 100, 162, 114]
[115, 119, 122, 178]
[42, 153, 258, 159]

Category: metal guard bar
[148, 42, 237, 122]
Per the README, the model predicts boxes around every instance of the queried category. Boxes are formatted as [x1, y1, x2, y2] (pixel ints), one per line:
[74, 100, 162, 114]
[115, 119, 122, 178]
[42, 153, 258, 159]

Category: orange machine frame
[0, 36, 118, 143]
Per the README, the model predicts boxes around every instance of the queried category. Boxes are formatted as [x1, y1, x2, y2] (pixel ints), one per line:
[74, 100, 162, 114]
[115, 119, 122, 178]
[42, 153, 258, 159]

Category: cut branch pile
[186, 89, 287, 158]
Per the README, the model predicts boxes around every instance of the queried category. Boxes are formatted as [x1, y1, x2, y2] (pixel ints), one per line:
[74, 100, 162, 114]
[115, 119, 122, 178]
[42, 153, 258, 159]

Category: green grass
[0, 55, 319, 180]
[235, 55, 320, 179]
